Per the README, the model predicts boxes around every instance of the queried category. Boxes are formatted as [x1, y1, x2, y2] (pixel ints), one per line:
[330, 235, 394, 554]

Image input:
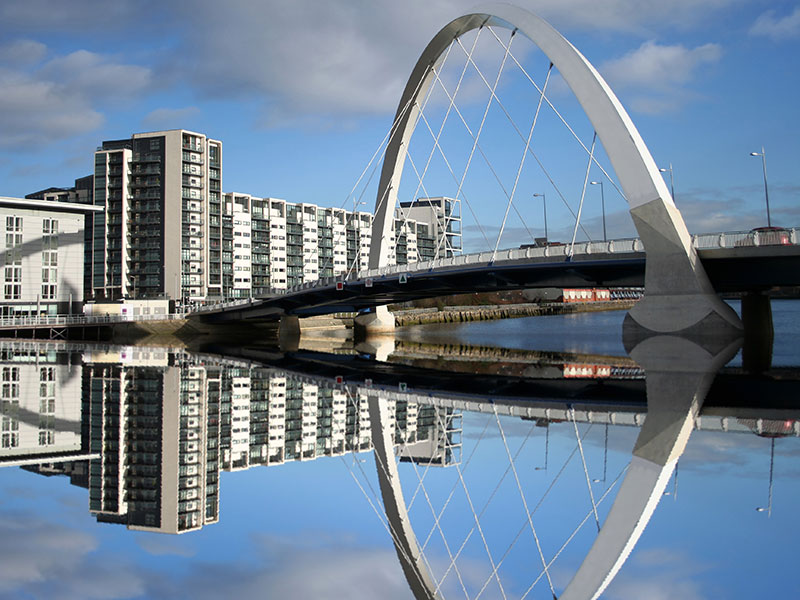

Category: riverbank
[392, 300, 637, 327]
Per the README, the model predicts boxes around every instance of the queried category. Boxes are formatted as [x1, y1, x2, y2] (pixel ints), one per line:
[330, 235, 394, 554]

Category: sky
[1, 0, 798, 247]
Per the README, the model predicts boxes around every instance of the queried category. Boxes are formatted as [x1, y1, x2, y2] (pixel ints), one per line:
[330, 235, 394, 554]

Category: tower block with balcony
[92, 130, 223, 303]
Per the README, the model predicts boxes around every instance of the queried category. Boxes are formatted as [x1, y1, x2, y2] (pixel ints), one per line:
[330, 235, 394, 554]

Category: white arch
[368, 3, 740, 334]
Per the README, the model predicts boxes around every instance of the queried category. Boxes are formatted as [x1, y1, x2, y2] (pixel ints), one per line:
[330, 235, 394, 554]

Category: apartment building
[91, 130, 222, 304]
[219, 193, 450, 296]
[0, 196, 101, 316]
[25, 127, 457, 305]
[397, 196, 462, 260]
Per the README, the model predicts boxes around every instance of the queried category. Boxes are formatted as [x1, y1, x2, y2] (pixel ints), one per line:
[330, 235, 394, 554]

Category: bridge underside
[196, 246, 800, 323]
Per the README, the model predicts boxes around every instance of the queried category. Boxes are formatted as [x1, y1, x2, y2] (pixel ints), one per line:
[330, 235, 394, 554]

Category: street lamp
[533, 193, 547, 242]
[756, 437, 775, 517]
[589, 181, 606, 242]
[593, 423, 608, 484]
[535, 423, 549, 471]
[750, 147, 771, 227]
[658, 163, 675, 203]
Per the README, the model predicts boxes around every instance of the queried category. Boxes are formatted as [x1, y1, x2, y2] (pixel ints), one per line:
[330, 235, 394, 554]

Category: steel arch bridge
[348, 5, 744, 600]
[362, 3, 740, 337]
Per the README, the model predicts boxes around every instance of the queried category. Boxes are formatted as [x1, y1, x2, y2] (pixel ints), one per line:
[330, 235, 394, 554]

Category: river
[0, 300, 797, 599]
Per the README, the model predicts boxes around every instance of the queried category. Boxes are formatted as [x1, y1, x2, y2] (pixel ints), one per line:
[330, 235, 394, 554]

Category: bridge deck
[196, 243, 800, 322]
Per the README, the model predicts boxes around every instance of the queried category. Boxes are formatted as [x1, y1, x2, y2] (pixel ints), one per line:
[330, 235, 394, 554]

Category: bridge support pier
[625, 198, 743, 337]
[354, 305, 395, 340]
[742, 292, 773, 373]
[278, 315, 301, 352]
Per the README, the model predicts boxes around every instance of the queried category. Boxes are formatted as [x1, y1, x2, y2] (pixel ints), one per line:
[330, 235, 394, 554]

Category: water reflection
[0, 330, 798, 598]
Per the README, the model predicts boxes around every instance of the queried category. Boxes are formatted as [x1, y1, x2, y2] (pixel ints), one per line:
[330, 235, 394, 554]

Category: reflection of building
[0, 346, 86, 466]
[6, 344, 460, 534]
[84, 348, 220, 534]
[0, 196, 101, 316]
[78, 351, 460, 533]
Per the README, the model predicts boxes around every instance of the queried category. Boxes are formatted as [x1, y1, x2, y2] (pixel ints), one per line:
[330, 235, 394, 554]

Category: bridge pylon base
[626, 292, 742, 338]
[354, 305, 395, 340]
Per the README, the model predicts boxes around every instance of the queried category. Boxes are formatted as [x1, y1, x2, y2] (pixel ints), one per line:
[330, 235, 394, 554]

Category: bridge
[206, 4, 794, 599]
[194, 228, 800, 323]
[188, 0, 795, 341]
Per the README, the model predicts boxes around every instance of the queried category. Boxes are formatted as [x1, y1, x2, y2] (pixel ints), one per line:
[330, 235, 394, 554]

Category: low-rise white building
[0, 197, 101, 316]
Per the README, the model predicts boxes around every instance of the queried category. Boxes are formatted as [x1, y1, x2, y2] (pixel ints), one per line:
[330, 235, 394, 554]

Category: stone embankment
[393, 300, 637, 327]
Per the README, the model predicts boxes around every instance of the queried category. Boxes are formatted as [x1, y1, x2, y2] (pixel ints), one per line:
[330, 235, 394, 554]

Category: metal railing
[182, 227, 799, 314]
[0, 312, 187, 330]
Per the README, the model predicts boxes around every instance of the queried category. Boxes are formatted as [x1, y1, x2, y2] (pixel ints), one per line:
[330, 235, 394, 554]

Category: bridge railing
[269, 228, 797, 297]
[0, 312, 190, 330]
[692, 227, 799, 249]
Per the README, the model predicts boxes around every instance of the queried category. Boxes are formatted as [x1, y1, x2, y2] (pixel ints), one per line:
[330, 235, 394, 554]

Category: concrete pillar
[354, 305, 395, 340]
[277, 315, 300, 352]
[741, 292, 773, 374]
[626, 199, 742, 335]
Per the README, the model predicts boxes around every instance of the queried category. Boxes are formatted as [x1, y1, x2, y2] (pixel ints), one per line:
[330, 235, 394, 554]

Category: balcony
[182, 140, 204, 152]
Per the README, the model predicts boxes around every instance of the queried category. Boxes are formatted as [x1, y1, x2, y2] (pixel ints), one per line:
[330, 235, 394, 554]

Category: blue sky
[1, 0, 798, 248]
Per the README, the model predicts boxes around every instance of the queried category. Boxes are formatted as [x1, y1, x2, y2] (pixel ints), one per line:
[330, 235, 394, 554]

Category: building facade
[397, 196, 462, 260]
[91, 130, 222, 304]
[0, 197, 101, 315]
[219, 193, 452, 297]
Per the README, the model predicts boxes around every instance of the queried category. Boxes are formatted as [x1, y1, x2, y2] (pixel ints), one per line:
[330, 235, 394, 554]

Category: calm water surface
[0, 300, 797, 599]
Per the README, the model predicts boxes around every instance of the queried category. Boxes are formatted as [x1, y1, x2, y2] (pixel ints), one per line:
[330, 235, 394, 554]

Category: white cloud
[0, 68, 103, 148]
[142, 106, 202, 129]
[0, 0, 141, 32]
[604, 547, 713, 600]
[0, 39, 46, 67]
[749, 7, 800, 41]
[0, 512, 146, 600]
[599, 41, 722, 113]
[0, 46, 152, 149]
[602, 41, 722, 89]
[154, 0, 744, 126]
[40, 50, 152, 100]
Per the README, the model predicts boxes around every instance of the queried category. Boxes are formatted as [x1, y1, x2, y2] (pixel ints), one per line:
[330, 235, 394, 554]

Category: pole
[751, 147, 771, 227]
[533, 193, 547, 241]
[600, 182, 606, 242]
[761, 148, 771, 228]
[590, 182, 606, 241]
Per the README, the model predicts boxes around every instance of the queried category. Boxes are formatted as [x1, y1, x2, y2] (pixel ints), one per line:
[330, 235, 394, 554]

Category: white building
[0, 196, 101, 316]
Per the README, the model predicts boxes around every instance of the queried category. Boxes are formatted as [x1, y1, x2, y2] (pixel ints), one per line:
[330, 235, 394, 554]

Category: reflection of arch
[369, 333, 740, 599]
[368, 3, 740, 334]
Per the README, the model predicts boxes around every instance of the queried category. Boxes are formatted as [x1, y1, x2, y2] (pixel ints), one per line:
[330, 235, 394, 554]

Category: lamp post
[658, 163, 675, 203]
[533, 193, 547, 241]
[756, 437, 775, 517]
[535, 423, 549, 471]
[750, 147, 771, 227]
[590, 181, 606, 242]
[593, 423, 608, 484]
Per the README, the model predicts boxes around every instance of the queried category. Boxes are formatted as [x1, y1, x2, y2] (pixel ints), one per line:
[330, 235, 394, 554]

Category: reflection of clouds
[0, 511, 145, 600]
[604, 548, 712, 600]
[135, 534, 196, 558]
[144, 543, 411, 600]
[0, 510, 411, 600]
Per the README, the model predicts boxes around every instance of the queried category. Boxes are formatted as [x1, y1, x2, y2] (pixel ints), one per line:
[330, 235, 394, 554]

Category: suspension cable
[570, 407, 601, 531]
[569, 132, 597, 259]
[487, 26, 626, 202]
[492, 62, 553, 261]
[492, 405, 556, 596]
